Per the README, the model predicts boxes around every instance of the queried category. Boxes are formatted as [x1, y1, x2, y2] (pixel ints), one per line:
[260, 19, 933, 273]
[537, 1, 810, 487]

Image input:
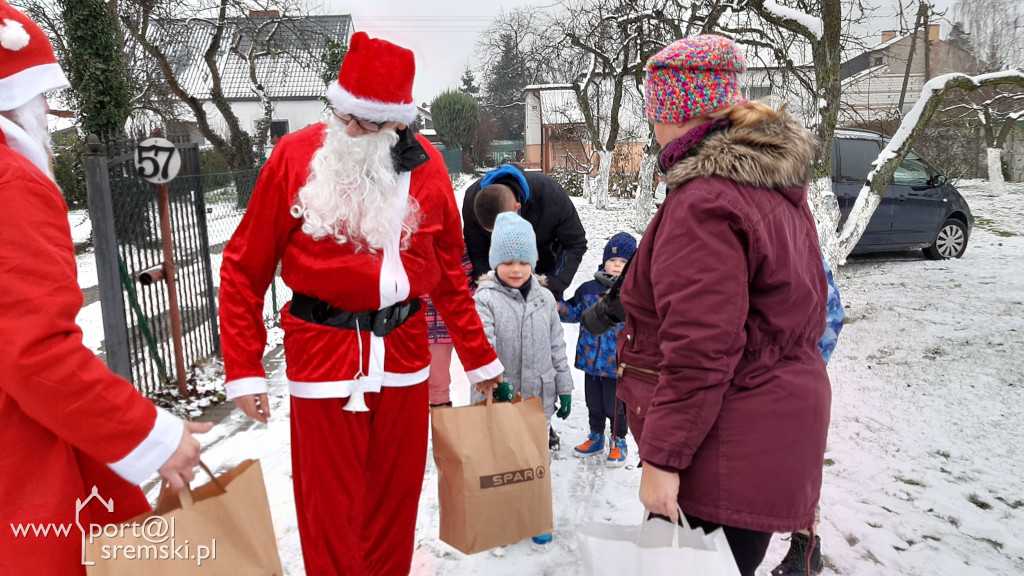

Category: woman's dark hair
[474, 184, 517, 231]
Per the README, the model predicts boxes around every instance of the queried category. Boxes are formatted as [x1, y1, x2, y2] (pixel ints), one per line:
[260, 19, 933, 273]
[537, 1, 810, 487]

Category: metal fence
[440, 146, 462, 176]
[202, 169, 291, 324]
[84, 133, 282, 398]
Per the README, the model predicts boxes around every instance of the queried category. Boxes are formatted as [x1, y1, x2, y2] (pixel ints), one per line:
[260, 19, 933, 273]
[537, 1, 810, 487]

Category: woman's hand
[234, 393, 270, 423]
[639, 461, 680, 523]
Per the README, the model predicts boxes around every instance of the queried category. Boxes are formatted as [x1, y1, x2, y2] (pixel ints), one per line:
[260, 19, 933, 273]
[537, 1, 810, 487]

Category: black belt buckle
[372, 302, 405, 337]
[310, 300, 333, 324]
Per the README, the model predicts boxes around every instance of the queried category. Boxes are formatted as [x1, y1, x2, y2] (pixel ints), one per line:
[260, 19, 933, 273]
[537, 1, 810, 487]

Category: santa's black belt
[290, 293, 421, 337]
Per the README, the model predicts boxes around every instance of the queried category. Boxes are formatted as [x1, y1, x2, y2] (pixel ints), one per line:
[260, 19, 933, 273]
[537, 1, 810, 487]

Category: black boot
[548, 425, 560, 451]
[771, 532, 823, 576]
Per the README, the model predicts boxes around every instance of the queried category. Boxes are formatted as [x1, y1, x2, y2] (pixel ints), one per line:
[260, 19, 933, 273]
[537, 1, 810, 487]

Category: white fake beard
[290, 112, 419, 253]
[9, 96, 52, 156]
[0, 96, 55, 179]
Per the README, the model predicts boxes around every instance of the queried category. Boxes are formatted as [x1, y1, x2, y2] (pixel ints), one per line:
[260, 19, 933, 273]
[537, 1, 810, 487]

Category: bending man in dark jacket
[463, 165, 587, 300]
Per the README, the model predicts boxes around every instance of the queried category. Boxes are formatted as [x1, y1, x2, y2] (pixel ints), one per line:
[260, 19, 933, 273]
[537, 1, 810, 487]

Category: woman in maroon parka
[618, 35, 830, 576]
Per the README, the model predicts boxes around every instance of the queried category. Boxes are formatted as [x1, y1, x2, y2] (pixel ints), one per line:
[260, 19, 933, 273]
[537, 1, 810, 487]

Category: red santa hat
[326, 31, 417, 126]
[0, 0, 69, 112]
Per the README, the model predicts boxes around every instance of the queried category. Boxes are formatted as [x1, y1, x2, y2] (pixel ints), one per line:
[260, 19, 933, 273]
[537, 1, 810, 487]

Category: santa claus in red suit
[0, 3, 212, 574]
[219, 32, 504, 575]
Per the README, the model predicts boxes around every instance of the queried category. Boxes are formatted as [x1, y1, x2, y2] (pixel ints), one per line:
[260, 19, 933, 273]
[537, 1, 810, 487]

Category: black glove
[581, 293, 626, 335]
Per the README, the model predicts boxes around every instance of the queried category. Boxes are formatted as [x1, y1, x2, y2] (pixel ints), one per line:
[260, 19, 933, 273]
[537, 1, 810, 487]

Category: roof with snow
[842, 64, 887, 85]
[151, 14, 352, 100]
[524, 84, 575, 91]
[537, 88, 584, 124]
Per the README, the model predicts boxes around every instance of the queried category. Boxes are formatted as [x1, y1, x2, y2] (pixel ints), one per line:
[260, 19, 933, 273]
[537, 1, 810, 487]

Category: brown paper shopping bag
[431, 396, 553, 554]
[85, 459, 283, 576]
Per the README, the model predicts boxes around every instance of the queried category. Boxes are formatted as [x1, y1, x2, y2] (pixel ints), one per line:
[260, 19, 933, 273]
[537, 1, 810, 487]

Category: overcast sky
[317, 0, 959, 106]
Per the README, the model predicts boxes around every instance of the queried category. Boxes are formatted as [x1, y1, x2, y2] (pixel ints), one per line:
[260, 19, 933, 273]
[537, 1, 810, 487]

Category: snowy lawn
[120, 179, 1023, 575]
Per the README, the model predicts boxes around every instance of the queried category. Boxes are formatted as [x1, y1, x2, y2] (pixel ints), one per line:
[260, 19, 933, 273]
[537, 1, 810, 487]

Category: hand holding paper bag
[86, 460, 283, 576]
[577, 507, 741, 576]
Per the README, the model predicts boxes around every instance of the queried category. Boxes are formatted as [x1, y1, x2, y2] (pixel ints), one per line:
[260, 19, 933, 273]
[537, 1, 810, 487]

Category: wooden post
[156, 181, 189, 396]
[83, 134, 133, 382]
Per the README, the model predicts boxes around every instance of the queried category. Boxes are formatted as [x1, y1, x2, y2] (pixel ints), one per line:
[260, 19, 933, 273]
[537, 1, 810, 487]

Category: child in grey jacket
[471, 213, 573, 547]
[471, 212, 574, 420]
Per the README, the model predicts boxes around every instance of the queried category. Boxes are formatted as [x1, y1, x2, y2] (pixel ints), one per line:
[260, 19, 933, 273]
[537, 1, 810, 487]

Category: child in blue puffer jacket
[818, 253, 844, 363]
[558, 232, 637, 467]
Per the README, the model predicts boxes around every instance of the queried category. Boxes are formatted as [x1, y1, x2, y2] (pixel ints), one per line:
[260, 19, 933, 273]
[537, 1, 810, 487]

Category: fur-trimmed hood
[664, 108, 817, 206]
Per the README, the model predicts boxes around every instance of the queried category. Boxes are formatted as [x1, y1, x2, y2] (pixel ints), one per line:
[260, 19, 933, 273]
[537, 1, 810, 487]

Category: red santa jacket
[0, 130, 183, 575]
[219, 125, 501, 400]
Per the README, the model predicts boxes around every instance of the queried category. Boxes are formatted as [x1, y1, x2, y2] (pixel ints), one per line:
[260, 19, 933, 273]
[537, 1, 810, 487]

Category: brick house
[839, 25, 988, 123]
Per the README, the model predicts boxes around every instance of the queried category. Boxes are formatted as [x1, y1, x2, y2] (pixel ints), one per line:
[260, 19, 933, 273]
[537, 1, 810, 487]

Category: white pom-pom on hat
[0, 18, 30, 51]
[0, 2, 69, 111]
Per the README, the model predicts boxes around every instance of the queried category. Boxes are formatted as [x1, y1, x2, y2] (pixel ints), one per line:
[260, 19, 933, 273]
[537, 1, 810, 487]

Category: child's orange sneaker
[606, 437, 627, 467]
[573, 433, 604, 457]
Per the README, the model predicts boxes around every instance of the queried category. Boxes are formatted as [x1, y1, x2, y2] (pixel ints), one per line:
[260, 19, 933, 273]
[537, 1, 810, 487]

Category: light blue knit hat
[489, 212, 537, 269]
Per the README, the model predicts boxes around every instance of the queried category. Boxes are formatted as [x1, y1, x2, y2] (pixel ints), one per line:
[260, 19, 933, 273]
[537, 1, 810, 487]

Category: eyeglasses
[333, 111, 389, 133]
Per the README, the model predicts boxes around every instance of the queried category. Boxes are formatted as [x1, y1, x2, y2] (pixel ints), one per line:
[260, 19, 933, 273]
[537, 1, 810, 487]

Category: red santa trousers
[290, 382, 429, 576]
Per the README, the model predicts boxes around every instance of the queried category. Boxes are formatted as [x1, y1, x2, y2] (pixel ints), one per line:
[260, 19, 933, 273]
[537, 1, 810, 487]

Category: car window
[893, 152, 933, 186]
[838, 138, 881, 181]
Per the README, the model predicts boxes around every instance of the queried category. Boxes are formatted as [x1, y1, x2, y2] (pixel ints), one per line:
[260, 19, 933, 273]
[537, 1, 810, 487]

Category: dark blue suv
[832, 129, 974, 259]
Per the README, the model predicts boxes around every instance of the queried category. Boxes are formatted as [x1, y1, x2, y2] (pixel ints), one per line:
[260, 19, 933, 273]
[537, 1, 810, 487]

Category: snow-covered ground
[79, 178, 1024, 575]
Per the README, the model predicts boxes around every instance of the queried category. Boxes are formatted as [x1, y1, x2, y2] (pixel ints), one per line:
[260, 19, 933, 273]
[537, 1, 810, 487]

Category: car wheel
[923, 218, 968, 260]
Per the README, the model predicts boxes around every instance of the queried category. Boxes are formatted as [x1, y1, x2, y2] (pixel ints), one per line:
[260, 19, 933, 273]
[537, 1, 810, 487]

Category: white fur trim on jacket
[224, 376, 269, 401]
[289, 368, 430, 399]
[326, 82, 418, 126]
[107, 408, 184, 485]
[465, 357, 504, 384]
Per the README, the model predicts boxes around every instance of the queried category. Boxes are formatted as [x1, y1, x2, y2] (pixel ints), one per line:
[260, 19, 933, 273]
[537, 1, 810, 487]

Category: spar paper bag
[431, 396, 552, 554]
[85, 459, 282, 576]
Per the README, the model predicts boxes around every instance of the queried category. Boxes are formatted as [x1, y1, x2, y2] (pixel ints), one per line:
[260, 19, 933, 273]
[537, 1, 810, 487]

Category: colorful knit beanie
[489, 212, 538, 270]
[645, 34, 746, 124]
[603, 232, 637, 264]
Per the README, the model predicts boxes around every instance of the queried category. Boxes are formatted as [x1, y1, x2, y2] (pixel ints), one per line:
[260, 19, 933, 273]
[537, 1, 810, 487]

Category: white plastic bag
[577, 508, 741, 576]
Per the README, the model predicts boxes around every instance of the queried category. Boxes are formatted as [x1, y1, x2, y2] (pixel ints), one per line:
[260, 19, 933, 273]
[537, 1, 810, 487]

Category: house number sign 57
[134, 137, 182, 184]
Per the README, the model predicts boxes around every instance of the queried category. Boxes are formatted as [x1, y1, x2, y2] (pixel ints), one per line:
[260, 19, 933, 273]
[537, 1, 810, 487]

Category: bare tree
[551, 0, 717, 215]
[17, 0, 180, 124]
[118, 0, 329, 171]
[953, 0, 1024, 70]
[935, 88, 1024, 192]
[474, 6, 566, 140]
[475, 6, 563, 86]
[557, 0, 643, 210]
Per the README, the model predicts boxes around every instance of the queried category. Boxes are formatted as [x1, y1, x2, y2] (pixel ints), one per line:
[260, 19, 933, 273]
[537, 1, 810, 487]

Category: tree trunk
[811, 0, 844, 178]
[632, 151, 658, 233]
[586, 149, 612, 210]
[807, 177, 842, 269]
[987, 147, 1005, 195]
